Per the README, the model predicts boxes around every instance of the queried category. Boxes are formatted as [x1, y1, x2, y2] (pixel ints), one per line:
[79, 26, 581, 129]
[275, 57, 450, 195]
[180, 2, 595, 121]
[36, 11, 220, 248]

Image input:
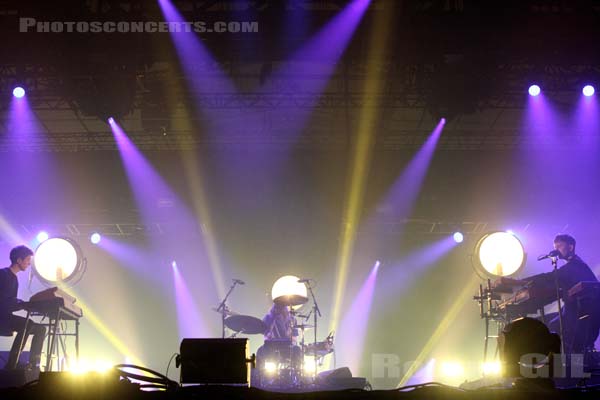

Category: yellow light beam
[178, 122, 226, 299]
[161, 65, 226, 300]
[57, 284, 144, 367]
[329, 4, 395, 334]
[397, 273, 481, 387]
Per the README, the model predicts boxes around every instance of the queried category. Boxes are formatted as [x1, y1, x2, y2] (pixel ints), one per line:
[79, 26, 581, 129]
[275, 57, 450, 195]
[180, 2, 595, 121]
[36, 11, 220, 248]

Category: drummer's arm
[262, 314, 274, 335]
[291, 316, 299, 344]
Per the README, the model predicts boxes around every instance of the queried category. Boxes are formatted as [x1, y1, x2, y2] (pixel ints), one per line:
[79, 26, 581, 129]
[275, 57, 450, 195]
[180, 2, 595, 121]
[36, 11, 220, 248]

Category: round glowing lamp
[583, 85, 595, 97]
[473, 231, 526, 277]
[528, 84, 541, 97]
[271, 275, 308, 306]
[12, 86, 25, 98]
[34, 237, 86, 286]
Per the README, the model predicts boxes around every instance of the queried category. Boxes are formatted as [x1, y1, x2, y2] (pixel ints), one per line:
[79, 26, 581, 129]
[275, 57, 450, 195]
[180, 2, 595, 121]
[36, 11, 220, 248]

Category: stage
[3, 0, 600, 398]
[3, 379, 600, 400]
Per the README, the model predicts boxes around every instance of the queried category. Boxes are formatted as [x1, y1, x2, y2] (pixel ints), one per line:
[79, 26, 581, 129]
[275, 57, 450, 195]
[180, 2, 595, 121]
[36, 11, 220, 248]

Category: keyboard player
[522, 234, 599, 353]
[0, 245, 46, 370]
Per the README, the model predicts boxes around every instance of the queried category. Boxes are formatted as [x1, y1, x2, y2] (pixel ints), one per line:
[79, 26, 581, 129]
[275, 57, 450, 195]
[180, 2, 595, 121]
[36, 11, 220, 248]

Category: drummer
[262, 302, 298, 342]
[253, 301, 303, 387]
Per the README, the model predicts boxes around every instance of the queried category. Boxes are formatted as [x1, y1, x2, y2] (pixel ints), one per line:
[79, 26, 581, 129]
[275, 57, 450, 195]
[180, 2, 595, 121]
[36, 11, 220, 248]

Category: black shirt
[527, 254, 598, 293]
[0, 267, 21, 323]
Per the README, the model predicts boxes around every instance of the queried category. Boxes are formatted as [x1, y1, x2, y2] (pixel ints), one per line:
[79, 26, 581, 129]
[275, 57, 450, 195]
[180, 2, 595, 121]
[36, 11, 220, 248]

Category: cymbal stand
[304, 280, 321, 380]
[216, 280, 241, 338]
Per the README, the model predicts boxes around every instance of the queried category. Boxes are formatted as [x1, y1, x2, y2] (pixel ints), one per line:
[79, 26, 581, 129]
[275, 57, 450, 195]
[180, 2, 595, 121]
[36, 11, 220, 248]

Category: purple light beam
[172, 261, 209, 338]
[374, 118, 446, 223]
[336, 260, 380, 374]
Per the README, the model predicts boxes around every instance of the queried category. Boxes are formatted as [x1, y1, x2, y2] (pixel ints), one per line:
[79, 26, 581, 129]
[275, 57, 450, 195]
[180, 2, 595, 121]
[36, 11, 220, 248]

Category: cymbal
[293, 324, 314, 330]
[273, 294, 308, 307]
[224, 315, 266, 335]
[211, 307, 238, 317]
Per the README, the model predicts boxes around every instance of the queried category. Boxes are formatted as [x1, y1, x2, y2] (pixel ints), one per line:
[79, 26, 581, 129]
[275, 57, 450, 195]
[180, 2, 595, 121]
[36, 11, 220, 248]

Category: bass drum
[252, 339, 303, 390]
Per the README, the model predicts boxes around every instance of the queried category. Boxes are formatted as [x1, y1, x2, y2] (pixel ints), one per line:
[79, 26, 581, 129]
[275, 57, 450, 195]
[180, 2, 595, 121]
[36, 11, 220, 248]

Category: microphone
[537, 250, 561, 261]
[232, 279, 245, 285]
[297, 278, 312, 283]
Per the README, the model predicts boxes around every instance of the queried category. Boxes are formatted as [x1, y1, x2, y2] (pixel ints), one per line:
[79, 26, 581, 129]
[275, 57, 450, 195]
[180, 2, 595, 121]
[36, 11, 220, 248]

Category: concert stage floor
[3, 380, 600, 400]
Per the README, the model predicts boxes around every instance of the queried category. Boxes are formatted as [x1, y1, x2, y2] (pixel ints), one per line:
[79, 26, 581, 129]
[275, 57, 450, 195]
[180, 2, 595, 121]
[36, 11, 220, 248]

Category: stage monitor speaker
[36, 371, 125, 397]
[180, 338, 250, 384]
[316, 367, 367, 390]
[317, 366, 353, 381]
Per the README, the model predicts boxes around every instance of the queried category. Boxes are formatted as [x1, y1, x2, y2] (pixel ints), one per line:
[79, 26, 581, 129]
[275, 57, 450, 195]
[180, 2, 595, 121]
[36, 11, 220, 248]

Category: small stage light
[528, 85, 541, 97]
[439, 361, 465, 379]
[171, 261, 178, 268]
[36, 231, 49, 243]
[69, 359, 114, 375]
[453, 232, 464, 243]
[583, 85, 595, 97]
[303, 356, 318, 375]
[90, 233, 101, 244]
[107, 117, 115, 125]
[264, 361, 277, 376]
[473, 231, 526, 277]
[482, 361, 502, 376]
[12, 86, 25, 98]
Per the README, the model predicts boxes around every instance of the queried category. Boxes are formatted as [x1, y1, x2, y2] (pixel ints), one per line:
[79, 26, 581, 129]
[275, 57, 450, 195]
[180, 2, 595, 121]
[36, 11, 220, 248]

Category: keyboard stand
[17, 305, 81, 371]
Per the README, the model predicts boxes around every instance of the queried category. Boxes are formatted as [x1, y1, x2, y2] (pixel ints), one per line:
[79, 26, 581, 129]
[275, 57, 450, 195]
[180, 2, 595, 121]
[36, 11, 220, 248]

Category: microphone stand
[216, 281, 240, 339]
[304, 280, 321, 380]
[551, 256, 566, 355]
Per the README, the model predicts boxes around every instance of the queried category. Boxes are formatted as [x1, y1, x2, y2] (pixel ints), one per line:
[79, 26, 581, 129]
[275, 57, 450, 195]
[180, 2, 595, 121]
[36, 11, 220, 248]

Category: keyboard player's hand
[17, 299, 31, 311]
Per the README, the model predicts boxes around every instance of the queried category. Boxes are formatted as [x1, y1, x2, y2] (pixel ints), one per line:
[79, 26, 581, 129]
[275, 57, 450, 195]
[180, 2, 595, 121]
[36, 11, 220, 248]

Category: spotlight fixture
[12, 86, 25, 98]
[453, 232, 464, 243]
[499, 317, 560, 378]
[528, 85, 541, 97]
[36, 231, 49, 243]
[90, 232, 101, 244]
[107, 117, 115, 124]
[34, 237, 86, 286]
[473, 231, 526, 277]
[583, 85, 595, 97]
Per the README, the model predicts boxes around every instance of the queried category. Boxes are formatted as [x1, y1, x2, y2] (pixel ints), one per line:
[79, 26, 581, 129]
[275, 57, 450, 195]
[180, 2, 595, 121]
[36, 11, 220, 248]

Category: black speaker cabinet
[180, 338, 249, 384]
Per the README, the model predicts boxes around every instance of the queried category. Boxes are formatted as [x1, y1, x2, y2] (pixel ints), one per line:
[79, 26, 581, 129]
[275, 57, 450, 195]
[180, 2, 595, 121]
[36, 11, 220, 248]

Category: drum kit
[214, 277, 334, 389]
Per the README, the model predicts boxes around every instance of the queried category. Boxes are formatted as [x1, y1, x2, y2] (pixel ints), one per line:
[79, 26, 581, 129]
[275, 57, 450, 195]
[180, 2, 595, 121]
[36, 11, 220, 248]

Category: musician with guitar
[0, 245, 46, 370]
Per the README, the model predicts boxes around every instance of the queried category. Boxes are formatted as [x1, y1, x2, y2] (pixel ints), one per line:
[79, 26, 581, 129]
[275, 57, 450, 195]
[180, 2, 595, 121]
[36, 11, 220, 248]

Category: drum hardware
[217, 276, 335, 390]
[215, 278, 245, 338]
[301, 278, 322, 379]
[273, 294, 309, 307]
[293, 324, 314, 330]
[211, 307, 237, 317]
